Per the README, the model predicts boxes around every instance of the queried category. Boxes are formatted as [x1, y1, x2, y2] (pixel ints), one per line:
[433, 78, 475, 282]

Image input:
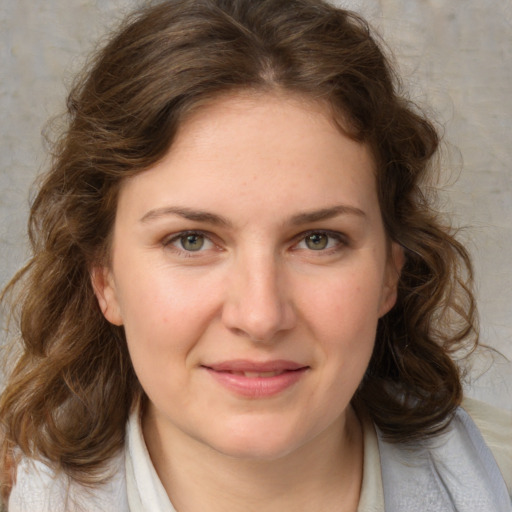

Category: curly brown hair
[0, 0, 477, 499]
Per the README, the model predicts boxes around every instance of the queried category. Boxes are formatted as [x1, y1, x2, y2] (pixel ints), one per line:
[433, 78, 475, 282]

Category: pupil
[306, 233, 328, 250]
[182, 234, 204, 251]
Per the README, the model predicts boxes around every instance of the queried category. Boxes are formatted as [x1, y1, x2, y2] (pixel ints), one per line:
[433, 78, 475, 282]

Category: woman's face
[93, 92, 402, 460]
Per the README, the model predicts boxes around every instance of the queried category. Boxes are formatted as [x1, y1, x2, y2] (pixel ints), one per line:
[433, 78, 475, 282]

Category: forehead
[117, 91, 379, 225]
[175, 90, 359, 156]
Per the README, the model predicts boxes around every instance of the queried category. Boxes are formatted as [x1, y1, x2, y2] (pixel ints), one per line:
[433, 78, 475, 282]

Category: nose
[221, 251, 296, 343]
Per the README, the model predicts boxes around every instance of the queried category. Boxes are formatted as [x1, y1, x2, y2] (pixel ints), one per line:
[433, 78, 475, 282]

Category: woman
[1, 0, 510, 510]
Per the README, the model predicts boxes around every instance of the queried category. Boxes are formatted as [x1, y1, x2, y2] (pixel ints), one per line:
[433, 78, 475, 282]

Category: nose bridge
[222, 246, 294, 341]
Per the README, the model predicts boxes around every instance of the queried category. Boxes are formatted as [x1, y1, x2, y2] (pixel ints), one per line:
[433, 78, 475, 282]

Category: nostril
[230, 327, 248, 338]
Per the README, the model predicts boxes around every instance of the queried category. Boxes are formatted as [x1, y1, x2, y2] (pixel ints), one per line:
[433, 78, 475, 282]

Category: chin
[200, 418, 312, 461]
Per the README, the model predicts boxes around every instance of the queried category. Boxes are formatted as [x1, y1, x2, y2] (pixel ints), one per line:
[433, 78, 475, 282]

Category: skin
[93, 91, 403, 511]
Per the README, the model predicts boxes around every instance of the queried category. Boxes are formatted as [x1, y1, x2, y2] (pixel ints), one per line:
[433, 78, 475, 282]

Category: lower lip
[204, 368, 308, 398]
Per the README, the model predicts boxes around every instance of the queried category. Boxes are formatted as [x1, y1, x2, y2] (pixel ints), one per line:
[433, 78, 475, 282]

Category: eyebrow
[139, 204, 366, 226]
[289, 205, 366, 225]
[140, 206, 233, 227]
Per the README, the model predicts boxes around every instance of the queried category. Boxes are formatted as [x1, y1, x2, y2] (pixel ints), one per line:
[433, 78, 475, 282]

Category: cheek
[119, 284, 215, 404]
[123, 296, 190, 344]
[294, 271, 380, 417]
[299, 267, 384, 342]
[116, 267, 223, 370]
[298, 266, 383, 389]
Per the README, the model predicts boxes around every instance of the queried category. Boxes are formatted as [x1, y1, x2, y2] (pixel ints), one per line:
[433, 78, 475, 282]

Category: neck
[142, 406, 363, 512]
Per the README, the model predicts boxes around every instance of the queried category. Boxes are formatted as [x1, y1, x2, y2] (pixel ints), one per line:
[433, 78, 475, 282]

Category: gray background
[1, 0, 511, 406]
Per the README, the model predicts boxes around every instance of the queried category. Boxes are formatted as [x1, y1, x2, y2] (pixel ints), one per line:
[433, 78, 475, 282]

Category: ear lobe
[90, 266, 123, 326]
[379, 242, 405, 318]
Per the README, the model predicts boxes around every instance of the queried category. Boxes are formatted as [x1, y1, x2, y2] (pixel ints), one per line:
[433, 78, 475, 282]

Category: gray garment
[377, 407, 512, 511]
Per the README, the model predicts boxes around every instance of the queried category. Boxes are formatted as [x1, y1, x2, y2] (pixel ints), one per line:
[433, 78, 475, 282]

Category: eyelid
[163, 230, 219, 253]
[292, 229, 349, 251]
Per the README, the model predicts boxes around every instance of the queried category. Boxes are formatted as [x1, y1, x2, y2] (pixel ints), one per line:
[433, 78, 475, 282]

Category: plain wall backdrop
[1, 0, 511, 407]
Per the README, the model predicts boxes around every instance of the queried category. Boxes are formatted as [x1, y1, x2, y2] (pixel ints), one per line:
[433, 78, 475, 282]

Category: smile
[202, 360, 309, 398]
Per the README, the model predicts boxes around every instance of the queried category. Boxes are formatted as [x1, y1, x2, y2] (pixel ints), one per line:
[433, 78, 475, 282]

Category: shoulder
[8, 458, 67, 512]
[376, 398, 512, 510]
[8, 452, 128, 512]
[462, 396, 512, 496]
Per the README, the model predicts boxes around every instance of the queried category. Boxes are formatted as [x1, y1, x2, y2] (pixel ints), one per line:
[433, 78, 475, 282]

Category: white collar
[125, 405, 176, 512]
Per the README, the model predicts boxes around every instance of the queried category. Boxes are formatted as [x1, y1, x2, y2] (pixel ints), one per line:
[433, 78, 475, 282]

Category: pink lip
[202, 360, 309, 398]
[205, 359, 306, 372]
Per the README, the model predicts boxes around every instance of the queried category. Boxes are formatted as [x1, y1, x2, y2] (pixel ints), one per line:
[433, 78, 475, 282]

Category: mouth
[203, 359, 307, 372]
[201, 360, 309, 398]
[225, 370, 291, 378]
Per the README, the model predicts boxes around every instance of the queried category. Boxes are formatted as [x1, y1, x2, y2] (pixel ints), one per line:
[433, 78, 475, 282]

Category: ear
[90, 266, 123, 326]
[378, 242, 405, 318]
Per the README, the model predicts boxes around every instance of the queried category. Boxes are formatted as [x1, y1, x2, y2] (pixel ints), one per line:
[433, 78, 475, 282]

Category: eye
[295, 231, 346, 252]
[180, 233, 206, 251]
[305, 233, 329, 250]
[165, 231, 215, 253]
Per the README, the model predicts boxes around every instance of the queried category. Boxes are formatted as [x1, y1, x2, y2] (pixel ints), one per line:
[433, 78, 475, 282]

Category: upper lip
[203, 360, 308, 372]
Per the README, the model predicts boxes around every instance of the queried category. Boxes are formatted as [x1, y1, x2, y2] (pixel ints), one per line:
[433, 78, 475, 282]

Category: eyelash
[162, 229, 349, 256]
[163, 230, 217, 257]
[293, 230, 349, 254]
